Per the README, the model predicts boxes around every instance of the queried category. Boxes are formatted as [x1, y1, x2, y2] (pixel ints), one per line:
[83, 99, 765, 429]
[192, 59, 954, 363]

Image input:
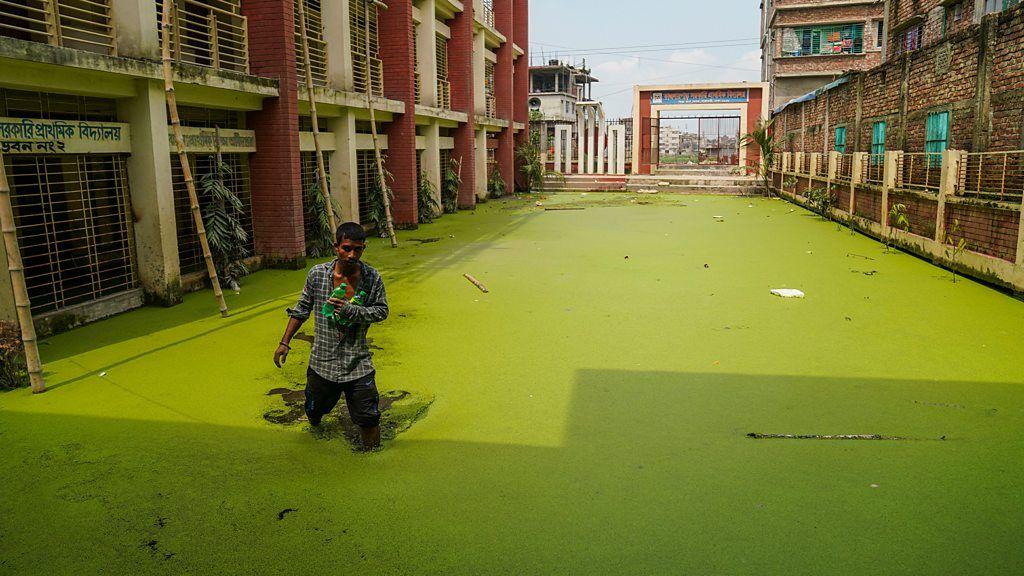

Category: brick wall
[854, 185, 882, 222]
[380, 0, 417, 228]
[888, 192, 938, 238]
[494, 0, 514, 194]
[243, 0, 305, 266]
[512, 0, 529, 189]
[448, 3, 476, 208]
[834, 181, 851, 210]
[945, 203, 1020, 261]
[988, 6, 1024, 151]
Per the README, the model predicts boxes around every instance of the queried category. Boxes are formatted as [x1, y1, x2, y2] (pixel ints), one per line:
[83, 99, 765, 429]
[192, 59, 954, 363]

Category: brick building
[0, 0, 528, 333]
[768, 5, 1024, 293]
[761, 0, 885, 109]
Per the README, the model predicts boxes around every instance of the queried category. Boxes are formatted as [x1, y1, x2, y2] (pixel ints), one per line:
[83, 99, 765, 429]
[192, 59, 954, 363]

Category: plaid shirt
[287, 260, 389, 383]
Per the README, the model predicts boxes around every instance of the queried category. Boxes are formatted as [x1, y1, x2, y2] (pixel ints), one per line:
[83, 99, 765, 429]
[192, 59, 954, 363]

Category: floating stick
[463, 274, 489, 293]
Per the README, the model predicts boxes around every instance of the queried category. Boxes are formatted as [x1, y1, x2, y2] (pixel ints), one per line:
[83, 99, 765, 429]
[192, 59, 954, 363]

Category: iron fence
[959, 151, 1024, 203]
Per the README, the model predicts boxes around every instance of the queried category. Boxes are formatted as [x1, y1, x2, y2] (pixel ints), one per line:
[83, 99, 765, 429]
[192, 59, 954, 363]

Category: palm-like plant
[198, 158, 249, 291]
[442, 158, 461, 214]
[886, 203, 910, 253]
[367, 163, 395, 237]
[304, 177, 340, 258]
[740, 118, 777, 197]
[488, 167, 507, 199]
[418, 171, 440, 224]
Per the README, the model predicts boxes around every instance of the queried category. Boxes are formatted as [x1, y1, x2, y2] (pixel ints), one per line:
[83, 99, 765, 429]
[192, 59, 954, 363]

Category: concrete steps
[543, 174, 627, 191]
[626, 174, 761, 195]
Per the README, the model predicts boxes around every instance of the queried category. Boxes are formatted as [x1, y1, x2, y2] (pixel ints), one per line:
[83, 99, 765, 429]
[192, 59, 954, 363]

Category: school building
[0, 0, 529, 334]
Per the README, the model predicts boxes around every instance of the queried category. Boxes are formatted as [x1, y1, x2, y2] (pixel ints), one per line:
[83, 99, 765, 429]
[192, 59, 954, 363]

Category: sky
[528, 1, 763, 118]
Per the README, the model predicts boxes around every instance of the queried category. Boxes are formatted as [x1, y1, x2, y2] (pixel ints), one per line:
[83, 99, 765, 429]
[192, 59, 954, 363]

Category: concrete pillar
[323, 0, 354, 91]
[576, 109, 584, 175]
[328, 112, 359, 223]
[553, 126, 563, 174]
[475, 128, 488, 199]
[586, 111, 596, 174]
[380, 0, 418, 228]
[117, 79, 182, 306]
[935, 150, 965, 243]
[422, 122, 443, 209]
[473, 31, 486, 116]
[597, 119, 607, 175]
[415, 0, 439, 106]
[111, 0, 159, 58]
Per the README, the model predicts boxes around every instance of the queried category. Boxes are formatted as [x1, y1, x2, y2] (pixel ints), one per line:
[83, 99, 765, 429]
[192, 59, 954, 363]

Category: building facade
[0, 0, 528, 333]
[761, 0, 885, 109]
[769, 4, 1024, 292]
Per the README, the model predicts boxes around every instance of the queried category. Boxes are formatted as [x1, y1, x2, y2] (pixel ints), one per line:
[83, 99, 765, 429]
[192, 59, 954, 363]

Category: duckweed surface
[2, 193, 1023, 574]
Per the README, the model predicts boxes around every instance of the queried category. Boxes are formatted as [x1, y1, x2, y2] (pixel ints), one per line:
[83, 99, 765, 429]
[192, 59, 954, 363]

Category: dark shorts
[304, 367, 381, 428]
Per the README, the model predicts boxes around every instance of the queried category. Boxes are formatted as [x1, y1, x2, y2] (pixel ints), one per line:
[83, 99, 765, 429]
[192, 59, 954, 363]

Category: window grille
[413, 28, 420, 104]
[294, 0, 328, 87]
[481, 0, 494, 28]
[415, 150, 422, 192]
[157, 0, 250, 74]
[4, 154, 137, 315]
[0, 88, 117, 121]
[892, 24, 922, 57]
[175, 105, 241, 128]
[439, 148, 451, 183]
[171, 152, 254, 274]
[349, 0, 383, 96]
[436, 34, 450, 109]
[875, 20, 884, 49]
[300, 151, 331, 246]
[356, 149, 375, 225]
[781, 24, 864, 57]
[485, 60, 496, 117]
[0, 0, 117, 56]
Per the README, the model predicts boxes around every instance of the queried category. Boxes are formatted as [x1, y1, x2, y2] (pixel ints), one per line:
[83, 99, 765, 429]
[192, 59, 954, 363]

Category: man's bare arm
[274, 317, 306, 367]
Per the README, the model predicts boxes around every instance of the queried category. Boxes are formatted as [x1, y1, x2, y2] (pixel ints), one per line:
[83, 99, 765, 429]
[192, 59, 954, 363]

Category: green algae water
[1, 193, 1022, 574]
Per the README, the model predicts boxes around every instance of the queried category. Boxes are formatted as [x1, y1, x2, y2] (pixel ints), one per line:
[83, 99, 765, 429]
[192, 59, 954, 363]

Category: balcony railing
[863, 153, 885, 184]
[959, 150, 1024, 203]
[0, 0, 116, 56]
[437, 78, 451, 110]
[162, 0, 249, 74]
[897, 152, 942, 193]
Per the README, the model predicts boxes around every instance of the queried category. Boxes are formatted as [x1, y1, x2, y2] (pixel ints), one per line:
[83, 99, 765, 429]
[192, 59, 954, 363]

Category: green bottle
[338, 290, 367, 328]
[322, 283, 347, 325]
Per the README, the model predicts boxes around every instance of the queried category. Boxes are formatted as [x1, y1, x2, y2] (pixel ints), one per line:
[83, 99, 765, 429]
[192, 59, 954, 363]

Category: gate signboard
[651, 89, 749, 105]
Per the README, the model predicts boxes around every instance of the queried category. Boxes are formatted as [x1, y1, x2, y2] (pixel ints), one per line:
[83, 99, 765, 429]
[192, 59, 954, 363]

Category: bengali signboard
[168, 127, 257, 153]
[651, 89, 749, 105]
[0, 117, 131, 154]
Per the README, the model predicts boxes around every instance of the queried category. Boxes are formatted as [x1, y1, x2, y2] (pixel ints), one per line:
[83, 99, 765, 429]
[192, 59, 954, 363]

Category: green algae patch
[2, 194, 1024, 575]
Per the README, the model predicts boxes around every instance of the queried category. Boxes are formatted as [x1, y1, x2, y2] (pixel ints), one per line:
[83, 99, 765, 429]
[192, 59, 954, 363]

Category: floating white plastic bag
[771, 288, 805, 298]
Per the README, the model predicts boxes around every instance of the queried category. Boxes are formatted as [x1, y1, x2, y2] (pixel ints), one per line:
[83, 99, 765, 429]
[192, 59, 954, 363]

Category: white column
[415, 0, 438, 106]
[557, 123, 565, 172]
[323, 0, 353, 91]
[576, 109, 585, 175]
[117, 79, 180, 304]
[422, 122, 442, 208]
[329, 112, 359, 223]
[597, 118, 607, 175]
[475, 128, 488, 199]
[586, 110, 596, 174]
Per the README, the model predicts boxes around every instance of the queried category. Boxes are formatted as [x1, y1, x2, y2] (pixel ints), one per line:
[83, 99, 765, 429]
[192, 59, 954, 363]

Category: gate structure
[632, 82, 769, 175]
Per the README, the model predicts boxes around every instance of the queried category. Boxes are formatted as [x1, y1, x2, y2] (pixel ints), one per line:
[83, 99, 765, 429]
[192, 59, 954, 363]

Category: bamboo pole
[0, 153, 45, 393]
[161, 0, 229, 318]
[297, 0, 336, 235]
[364, 0, 397, 248]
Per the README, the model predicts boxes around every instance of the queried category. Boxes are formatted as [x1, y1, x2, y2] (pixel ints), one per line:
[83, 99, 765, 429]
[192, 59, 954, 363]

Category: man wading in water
[274, 222, 389, 450]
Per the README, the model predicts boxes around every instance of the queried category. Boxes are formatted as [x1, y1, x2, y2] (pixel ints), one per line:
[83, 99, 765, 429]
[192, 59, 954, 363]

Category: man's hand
[327, 297, 348, 312]
[273, 343, 290, 368]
